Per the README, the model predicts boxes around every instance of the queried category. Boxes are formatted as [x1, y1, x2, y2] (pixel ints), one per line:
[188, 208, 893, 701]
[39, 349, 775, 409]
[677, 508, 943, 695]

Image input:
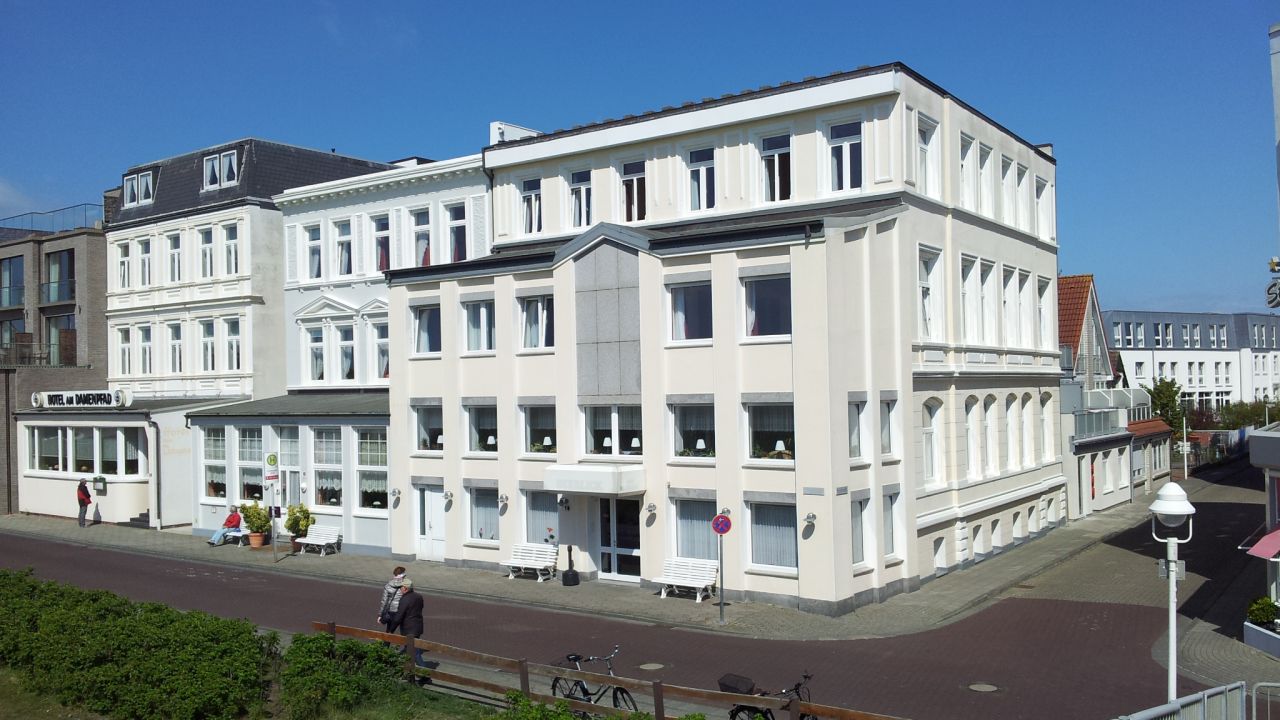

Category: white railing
[1113, 681, 1246, 720]
[1085, 387, 1152, 411]
[1075, 409, 1127, 440]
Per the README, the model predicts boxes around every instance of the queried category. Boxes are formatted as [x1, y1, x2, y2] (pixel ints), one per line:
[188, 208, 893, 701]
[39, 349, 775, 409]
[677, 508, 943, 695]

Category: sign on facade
[1267, 278, 1280, 309]
[30, 390, 132, 409]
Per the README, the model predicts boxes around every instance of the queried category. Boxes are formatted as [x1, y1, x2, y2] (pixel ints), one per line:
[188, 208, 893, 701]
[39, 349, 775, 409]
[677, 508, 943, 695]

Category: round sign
[266, 453, 278, 468]
[712, 514, 732, 535]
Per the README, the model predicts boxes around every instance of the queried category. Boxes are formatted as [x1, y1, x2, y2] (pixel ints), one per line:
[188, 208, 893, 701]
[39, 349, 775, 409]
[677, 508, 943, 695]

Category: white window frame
[743, 275, 792, 339]
[117, 327, 131, 375]
[921, 400, 943, 490]
[569, 169, 592, 228]
[520, 295, 555, 351]
[200, 319, 216, 372]
[167, 233, 182, 283]
[414, 305, 442, 355]
[225, 318, 241, 372]
[139, 326, 152, 374]
[760, 134, 791, 203]
[915, 114, 939, 199]
[334, 220, 354, 276]
[918, 246, 942, 342]
[116, 242, 130, 290]
[978, 144, 995, 217]
[312, 427, 343, 508]
[584, 405, 643, 457]
[372, 321, 389, 381]
[848, 401, 867, 462]
[672, 403, 715, 460]
[137, 238, 151, 287]
[305, 326, 325, 382]
[851, 498, 868, 566]
[521, 179, 542, 235]
[415, 406, 444, 454]
[123, 175, 139, 207]
[412, 208, 431, 267]
[687, 147, 716, 212]
[202, 150, 238, 191]
[670, 281, 712, 344]
[466, 405, 499, 455]
[880, 399, 897, 457]
[828, 119, 864, 194]
[446, 203, 468, 263]
[371, 215, 391, 273]
[958, 134, 976, 210]
[748, 501, 798, 571]
[523, 405, 557, 456]
[305, 225, 323, 280]
[621, 160, 647, 221]
[356, 428, 389, 510]
[882, 492, 900, 558]
[463, 300, 496, 354]
[167, 322, 183, 374]
[138, 171, 153, 204]
[334, 323, 355, 382]
[199, 228, 215, 278]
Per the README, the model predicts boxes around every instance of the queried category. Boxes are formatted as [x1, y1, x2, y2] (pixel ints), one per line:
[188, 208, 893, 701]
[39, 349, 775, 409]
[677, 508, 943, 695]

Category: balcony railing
[40, 279, 74, 303]
[1074, 409, 1127, 441]
[1084, 387, 1151, 410]
[0, 285, 23, 307]
[0, 203, 103, 234]
[0, 341, 77, 367]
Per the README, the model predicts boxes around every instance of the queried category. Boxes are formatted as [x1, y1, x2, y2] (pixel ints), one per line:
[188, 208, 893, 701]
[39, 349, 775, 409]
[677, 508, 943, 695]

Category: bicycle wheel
[551, 676, 572, 698]
[612, 687, 638, 712]
[730, 706, 772, 720]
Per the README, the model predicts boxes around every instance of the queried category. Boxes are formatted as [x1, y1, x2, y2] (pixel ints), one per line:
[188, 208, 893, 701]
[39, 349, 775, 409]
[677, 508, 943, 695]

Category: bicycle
[550, 644, 638, 713]
[722, 671, 815, 720]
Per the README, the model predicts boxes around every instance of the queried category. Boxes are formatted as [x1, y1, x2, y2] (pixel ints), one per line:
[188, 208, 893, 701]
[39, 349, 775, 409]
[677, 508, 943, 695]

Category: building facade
[15, 139, 389, 527]
[385, 62, 1065, 614]
[187, 154, 489, 551]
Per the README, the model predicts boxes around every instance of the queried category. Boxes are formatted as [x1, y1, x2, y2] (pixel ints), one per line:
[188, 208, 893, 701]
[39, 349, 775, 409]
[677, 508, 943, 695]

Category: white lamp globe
[1149, 482, 1195, 528]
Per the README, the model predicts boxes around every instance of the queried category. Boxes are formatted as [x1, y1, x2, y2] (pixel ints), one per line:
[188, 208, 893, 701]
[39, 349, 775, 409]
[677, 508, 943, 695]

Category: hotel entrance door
[596, 497, 640, 581]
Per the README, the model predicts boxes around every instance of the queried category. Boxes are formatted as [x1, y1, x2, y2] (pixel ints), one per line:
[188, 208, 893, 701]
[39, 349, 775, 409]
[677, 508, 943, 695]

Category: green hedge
[280, 634, 403, 720]
[0, 569, 275, 719]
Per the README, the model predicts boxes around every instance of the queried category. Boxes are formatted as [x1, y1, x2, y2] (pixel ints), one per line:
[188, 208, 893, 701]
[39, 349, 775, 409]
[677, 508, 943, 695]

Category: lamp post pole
[1149, 481, 1195, 703]
[1164, 534, 1178, 701]
[1181, 415, 1188, 481]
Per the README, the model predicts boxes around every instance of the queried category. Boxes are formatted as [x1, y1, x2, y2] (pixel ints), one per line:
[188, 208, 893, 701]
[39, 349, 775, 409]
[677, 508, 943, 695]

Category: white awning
[542, 464, 645, 496]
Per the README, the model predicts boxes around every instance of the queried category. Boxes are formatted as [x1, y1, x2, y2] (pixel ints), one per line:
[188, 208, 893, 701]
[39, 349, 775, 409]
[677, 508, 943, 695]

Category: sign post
[266, 453, 279, 563]
[712, 513, 732, 625]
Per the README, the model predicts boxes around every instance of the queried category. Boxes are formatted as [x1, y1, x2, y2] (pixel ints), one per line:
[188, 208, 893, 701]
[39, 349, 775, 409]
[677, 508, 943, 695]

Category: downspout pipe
[148, 418, 161, 528]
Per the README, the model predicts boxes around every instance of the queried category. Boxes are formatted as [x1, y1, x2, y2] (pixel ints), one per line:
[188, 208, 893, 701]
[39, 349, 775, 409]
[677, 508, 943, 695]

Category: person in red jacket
[208, 507, 242, 546]
[76, 480, 91, 528]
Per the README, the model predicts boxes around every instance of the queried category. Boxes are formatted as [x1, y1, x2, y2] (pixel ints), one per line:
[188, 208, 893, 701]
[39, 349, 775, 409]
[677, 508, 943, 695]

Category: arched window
[965, 396, 982, 480]
[984, 395, 999, 475]
[921, 399, 944, 489]
[1040, 392, 1054, 462]
[1005, 394, 1020, 470]
[1021, 393, 1035, 467]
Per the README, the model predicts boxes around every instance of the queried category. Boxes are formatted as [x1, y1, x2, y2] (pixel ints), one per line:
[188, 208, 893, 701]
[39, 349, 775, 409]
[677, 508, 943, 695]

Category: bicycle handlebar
[581, 644, 621, 663]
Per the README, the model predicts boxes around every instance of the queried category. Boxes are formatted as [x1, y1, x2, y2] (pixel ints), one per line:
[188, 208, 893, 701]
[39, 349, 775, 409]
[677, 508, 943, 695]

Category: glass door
[597, 498, 641, 581]
[416, 485, 446, 561]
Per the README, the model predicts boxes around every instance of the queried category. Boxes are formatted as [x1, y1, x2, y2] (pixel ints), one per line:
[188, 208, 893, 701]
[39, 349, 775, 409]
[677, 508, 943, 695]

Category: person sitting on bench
[208, 507, 243, 546]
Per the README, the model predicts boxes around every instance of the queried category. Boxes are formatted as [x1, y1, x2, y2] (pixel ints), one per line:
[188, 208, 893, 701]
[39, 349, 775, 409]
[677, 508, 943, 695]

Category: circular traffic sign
[712, 514, 732, 535]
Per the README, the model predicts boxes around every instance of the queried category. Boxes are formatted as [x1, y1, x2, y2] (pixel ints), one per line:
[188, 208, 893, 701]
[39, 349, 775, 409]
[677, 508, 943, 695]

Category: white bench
[224, 528, 249, 547]
[653, 558, 718, 602]
[500, 543, 558, 582]
[297, 526, 342, 556]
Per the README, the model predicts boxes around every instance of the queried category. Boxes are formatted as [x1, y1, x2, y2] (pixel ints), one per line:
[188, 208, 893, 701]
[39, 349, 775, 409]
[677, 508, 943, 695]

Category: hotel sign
[31, 390, 132, 409]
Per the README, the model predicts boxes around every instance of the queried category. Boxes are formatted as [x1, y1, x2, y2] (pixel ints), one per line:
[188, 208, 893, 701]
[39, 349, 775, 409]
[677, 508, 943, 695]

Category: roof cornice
[274, 154, 484, 207]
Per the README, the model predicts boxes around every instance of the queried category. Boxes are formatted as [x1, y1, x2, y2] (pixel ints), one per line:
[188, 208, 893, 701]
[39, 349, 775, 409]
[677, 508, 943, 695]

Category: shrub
[284, 504, 315, 537]
[280, 633, 403, 720]
[1248, 596, 1279, 625]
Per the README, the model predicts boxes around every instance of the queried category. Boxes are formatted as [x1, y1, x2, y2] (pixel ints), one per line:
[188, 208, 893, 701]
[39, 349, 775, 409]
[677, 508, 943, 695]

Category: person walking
[377, 566, 406, 634]
[76, 480, 92, 528]
[391, 578, 425, 669]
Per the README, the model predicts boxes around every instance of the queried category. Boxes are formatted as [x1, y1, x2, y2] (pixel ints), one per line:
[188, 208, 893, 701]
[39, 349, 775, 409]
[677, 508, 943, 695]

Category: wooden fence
[313, 621, 905, 720]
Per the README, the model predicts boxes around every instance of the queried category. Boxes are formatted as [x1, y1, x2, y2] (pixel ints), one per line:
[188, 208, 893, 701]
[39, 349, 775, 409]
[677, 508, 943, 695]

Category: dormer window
[139, 172, 154, 203]
[123, 176, 138, 207]
[202, 150, 239, 191]
[122, 172, 153, 208]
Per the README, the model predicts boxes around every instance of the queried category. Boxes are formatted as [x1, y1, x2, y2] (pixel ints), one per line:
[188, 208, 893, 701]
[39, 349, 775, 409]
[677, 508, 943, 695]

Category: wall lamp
[498, 493, 510, 505]
[803, 512, 817, 525]
[442, 490, 454, 501]
[558, 496, 571, 511]
[645, 502, 657, 513]
[390, 488, 402, 499]
[719, 507, 731, 515]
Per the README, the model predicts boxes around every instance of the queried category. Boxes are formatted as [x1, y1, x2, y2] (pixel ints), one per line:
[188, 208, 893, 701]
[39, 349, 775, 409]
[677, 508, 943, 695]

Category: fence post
[518, 659, 530, 695]
[326, 621, 336, 638]
[789, 694, 801, 720]
[403, 634, 416, 677]
[653, 680, 665, 720]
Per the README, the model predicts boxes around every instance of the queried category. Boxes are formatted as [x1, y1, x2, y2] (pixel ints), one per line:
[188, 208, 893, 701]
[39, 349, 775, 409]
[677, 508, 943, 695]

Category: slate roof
[1128, 417, 1174, 438]
[185, 391, 389, 418]
[1058, 274, 1094, 353]
[109, 139, 393, 230]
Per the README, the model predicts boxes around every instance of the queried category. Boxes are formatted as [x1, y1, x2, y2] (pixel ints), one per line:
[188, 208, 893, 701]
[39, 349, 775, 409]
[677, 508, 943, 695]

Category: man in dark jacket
[392, 578, 425, 668]
[76, 480, 92, 528]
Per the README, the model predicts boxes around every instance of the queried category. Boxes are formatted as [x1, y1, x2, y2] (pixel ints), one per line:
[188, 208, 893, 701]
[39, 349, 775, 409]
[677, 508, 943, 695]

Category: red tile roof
[1058, 274, 1093, 352]
[1128, 418, 1174, 438]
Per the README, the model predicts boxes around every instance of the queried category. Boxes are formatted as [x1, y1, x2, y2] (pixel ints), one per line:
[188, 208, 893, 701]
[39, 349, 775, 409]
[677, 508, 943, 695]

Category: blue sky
[1, 0, 1276, 312]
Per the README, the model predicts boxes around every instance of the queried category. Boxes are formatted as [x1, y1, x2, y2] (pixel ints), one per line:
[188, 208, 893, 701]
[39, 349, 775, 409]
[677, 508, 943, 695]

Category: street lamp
[1149, 481, 1196, 702]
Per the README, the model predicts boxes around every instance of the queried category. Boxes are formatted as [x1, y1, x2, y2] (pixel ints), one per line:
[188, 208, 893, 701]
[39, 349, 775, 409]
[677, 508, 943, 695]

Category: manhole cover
[968, 683, 999, 693]
[638, 663, 664, 671]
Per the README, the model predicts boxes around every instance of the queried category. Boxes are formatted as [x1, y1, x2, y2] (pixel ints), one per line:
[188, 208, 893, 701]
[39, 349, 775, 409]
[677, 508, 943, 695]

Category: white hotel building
[385, 63, 1065, 613]
[187, 154, 489, 551]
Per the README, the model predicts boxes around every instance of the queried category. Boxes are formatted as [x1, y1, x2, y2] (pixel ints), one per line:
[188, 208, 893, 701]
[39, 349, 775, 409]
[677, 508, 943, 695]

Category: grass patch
[0, 666, 105, 719]
[303, 682, 497, 720]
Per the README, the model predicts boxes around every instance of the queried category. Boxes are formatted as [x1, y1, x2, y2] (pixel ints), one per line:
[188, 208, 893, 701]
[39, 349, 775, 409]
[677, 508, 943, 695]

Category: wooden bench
[297, 526, 342, 556]
[652, 558, 718, 602]
[499, 543, 557, 582]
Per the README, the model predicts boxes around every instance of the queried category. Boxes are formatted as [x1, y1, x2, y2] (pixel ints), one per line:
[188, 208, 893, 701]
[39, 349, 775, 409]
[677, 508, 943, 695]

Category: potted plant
[1243, 596, 1280, 657]
[239, 502, 273, 548]
[284, 504, 314, 552]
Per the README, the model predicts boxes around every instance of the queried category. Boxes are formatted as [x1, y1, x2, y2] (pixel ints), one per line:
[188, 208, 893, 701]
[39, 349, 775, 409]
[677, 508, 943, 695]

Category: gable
[294, 295, 358, 319]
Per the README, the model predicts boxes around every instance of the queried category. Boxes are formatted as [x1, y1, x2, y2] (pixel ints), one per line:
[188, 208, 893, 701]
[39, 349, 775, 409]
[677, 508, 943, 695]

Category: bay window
[313, 428, 343, 506]
[358, 429, 388, 509]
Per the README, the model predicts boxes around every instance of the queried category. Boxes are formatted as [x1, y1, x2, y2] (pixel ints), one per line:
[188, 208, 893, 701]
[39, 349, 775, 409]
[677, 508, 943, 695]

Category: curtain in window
[310, 346, 324, 381]
[678, 405, 714, 431]
[471, 489, 499, 540]
[672, 285, 711, 341]
[338, 242, 352, 274]
[523, 299, 540, 348]
[123, 427, 141, 474]
[851, 500, 866, 564]
[586, 406, 611, 453]
[37, 428, 59, 469]
[73, 428, 93, 473]
[358, 431, 387, 466]
[278, 427, 299, 466]
[618, 406, 642, 430]
[750, 405, 793, 432]
[205, 466, 226, 497]
[526, 492, 559, 544]
[882, 495, 897, 555]
[377, 239, 389, 272]
[100, 430, 118, 474]
[359, 471, 388, 508]
[417, 233, 431, 266]
[341, 345, 354, 380]
[618, 406, 642, 453]
[315, 470, 342, 506]
[309, 247, 321, 278]
[880, 402, 893, 454]
[204, 428, 226, 461]
[313, 430, 342, 465]
[677, 500, 715, 560]
[467, 304, 482, 350]
[751, 503, 797, 568]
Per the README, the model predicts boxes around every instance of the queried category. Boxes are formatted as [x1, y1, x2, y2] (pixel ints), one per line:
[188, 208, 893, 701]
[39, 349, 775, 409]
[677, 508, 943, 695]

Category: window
[1182, 324, 1190, 348]
[524, 406, 557, 454]
[585, 405, 642, 455]
[1219, 325, 1228, 348]
[880, 400, 896, 456]
[688, 148, 716, 211]
[622, 161, 647, 221]
[747, 404, 794, 460]
[335, 221, 353, 275]
[470, 488, 499, 540]
[1193, 324, 1201, 348]
[123, 175, 138, 207]
[1035, 178, 1051, 239]
[965, 397, 982, 479]
[848, 401, 865, 459]
[958, 134, 975, 210]
[918, 248, 941, 341]
[197, 228, 212, 275]
[984, 396, 998, 475]
[1113, 322, 1121, 348]
[168, 323, 183, 373]
[851, 498, 868, 565]
[307, 327, 324, 381]
[1038, 278, 1051, 350]
[464, 300, 495, 353]
[671, 283, 712, 341]
[761, 135, 791, 202]
[414, 306, 441, 354]
[224, 224, 239, 275]
[1040, 394, 1054, 462]
[751, 503, 797, 568]
[521, 296, 555, 350]
[313, 428, 342, 507]
[882, 492, 899, 556]
[978, 145, 994, 216]
[372, 216, 390, 272]
[1021, 395, 1035, 467]
[1001, 268, 1021, 346]
[467, 405, 498, 453]
[570, 170, 592, 228]
[1000, 157, 1015, 225]
[1163, 323, 1173, 347]
[200, 320, 216, 371]
[676, 500, 716, 560]
[674, 404, 715, 457]
[527, 491, 560, 544]
[168, 234, 182, 283]
[413, 210, 431, 266]
[204, 428, 226, 498]
[336, 324, 355, 381]
[980, 262, 997, 344]
[448, 204, 467, 263]
[415, 407, 443, 451]
[203, 150, 238, 191]
[138, 171, 154, 204]
[1136, 322, 1146, 348]
[116, 244, 130, 290]
[830, 121, 863, 192]
[306, 226, 322, 279]
[239, 428, 264, 501]
[915, 115, 939, 198]
[1005, 395, 1020, 469]
[139, 326, 152, 374]
[1136, 361, 1146, 378]
[521, 179, 542, 234]
[278, 426, 298, 468]
[357, 429, 388, 509]
[1123, 322, 1133, 348]
[744, 276, 791, 337]
[921, 401, 943, 489]
[137, 238, 151, 286]
[225, 319, 241, 371]
[1015, 165, 1030, 231]
[373, 323, 389, 379]
[961, 257, 980, 343]
[117, 328, 131, 374]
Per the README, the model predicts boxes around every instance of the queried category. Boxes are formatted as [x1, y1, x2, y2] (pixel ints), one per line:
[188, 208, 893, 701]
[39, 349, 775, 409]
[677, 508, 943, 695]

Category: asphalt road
[0, 532, 1183, 720]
